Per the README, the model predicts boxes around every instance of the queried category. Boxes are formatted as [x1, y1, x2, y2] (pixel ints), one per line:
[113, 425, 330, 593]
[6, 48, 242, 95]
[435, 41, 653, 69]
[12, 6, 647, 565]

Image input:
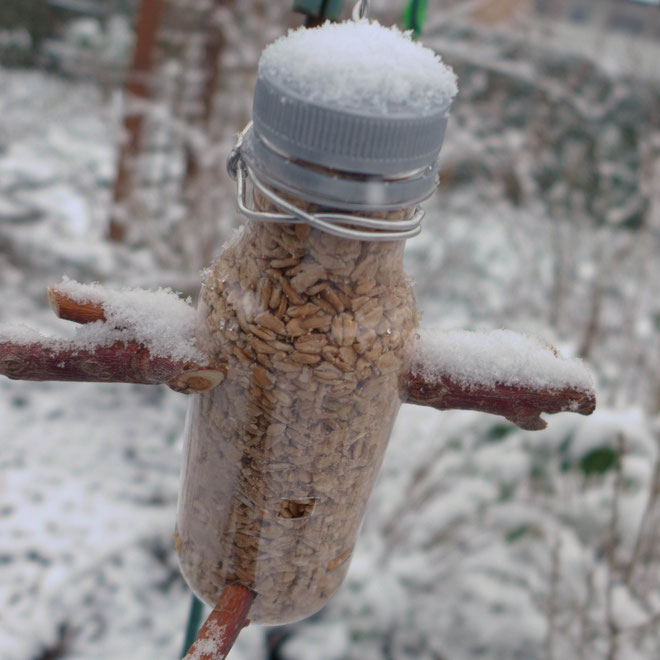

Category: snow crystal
[259, 20, 458, 115]
[413, 328, 594, 392]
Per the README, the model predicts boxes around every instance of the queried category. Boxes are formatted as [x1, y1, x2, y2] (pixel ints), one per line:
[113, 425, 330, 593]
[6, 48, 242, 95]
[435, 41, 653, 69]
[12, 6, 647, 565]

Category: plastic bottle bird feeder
[0, 18, 596, 659]
[176, 20, 459, 625]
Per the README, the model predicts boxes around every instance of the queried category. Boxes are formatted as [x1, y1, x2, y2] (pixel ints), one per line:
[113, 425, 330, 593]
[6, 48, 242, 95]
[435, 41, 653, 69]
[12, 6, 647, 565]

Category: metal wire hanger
[226, 123, 424, 242]
[225, 1, 430, 243]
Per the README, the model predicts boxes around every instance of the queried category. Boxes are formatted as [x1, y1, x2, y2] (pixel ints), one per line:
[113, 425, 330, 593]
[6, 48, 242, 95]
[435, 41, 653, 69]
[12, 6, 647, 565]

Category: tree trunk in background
[108, 0, 234, 254]
[107, 1, 300, 276]
[181, 0, 233, 184]
[109, 0, 166, 242]
[173, 0, 236, 270]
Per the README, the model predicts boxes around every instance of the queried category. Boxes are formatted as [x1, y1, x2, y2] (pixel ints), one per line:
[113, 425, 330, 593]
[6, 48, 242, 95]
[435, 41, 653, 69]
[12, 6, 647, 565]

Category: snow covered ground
[1, 26, 660, 659]
[0, 70, 197, 659]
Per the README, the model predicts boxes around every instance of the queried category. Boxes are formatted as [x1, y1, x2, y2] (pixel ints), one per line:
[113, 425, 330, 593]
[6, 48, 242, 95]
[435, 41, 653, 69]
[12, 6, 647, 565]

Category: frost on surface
[258, 20, 458, 115]
[413, 328, 595, 392]
[0, 279, 204, 364]
[186, 620, 228, 660]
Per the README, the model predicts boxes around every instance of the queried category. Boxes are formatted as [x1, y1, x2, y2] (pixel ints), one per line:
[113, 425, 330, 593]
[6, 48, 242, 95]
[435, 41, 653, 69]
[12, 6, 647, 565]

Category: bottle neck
[250, 185, 411, 282]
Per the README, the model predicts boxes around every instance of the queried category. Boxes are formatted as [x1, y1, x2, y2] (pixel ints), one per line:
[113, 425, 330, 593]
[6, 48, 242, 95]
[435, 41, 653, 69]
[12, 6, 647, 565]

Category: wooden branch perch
[1, 285, 226, 394]
[0, 339, 223, 394]
[183, 585, 255, 660]
[404, 370, 596, 431]
[5, 287, 599, 427]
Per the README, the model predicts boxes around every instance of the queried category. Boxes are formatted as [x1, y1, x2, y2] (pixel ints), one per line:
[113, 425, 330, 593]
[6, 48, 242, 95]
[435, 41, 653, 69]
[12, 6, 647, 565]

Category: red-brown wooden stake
[183, 585, 255, 660]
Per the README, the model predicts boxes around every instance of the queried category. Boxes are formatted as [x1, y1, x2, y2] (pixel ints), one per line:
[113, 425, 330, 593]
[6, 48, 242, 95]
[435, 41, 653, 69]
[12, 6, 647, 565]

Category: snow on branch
[0, 281, 225, 394]
[47, 278, 206, 363]
[404, 329, 596, 430]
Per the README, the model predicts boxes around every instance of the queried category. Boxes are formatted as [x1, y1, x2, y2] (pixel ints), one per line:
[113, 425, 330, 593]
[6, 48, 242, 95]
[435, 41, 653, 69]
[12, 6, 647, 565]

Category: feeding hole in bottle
[278, 498, 316, 519]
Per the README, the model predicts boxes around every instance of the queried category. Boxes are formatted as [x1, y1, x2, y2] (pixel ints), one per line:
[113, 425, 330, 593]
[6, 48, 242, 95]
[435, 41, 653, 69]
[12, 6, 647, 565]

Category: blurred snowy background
[1, 0, 659, 658]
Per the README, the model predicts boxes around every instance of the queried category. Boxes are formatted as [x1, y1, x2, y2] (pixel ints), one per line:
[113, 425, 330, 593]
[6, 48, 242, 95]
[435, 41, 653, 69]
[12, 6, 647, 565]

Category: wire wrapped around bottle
[227, 123, 426, 242]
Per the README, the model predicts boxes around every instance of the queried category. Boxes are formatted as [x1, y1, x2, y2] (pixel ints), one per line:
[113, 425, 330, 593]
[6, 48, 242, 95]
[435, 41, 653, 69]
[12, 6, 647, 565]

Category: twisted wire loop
[352, 0, 370, 21]
[226, 125, 424, 243]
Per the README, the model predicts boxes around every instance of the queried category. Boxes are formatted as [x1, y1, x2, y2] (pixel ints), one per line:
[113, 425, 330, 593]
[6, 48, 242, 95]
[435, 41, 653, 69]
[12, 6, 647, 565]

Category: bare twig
[183, 585, 255, 660]
[577, 565, 596, 660]
[544, 535, 562, 660]
[0, 339, 224, 394]
[605, 434, 626, 660]
[403, 370, 596, 431]
[1, 284, 226, 394]
[577, 280, 604, 361]
[624, 459, 660, 587]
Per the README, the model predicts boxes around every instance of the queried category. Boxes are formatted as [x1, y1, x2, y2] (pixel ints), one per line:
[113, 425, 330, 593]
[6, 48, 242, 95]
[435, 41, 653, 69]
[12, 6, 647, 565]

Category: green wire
[180, 593, 204, 658]
[403, 0, 428, 38]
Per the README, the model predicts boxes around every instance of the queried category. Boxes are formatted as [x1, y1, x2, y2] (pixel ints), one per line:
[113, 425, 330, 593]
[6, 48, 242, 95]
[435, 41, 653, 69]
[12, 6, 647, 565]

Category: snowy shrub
[277, 407, 660, 659]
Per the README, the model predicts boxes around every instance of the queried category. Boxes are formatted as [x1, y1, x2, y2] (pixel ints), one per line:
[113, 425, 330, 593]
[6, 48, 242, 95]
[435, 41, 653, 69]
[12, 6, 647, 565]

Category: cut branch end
[47, 286, 106, 325]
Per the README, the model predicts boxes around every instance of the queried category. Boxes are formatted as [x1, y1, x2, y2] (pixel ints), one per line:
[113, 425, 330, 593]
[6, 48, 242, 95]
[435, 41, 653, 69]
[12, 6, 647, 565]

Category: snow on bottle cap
[243, 20, 458, 210]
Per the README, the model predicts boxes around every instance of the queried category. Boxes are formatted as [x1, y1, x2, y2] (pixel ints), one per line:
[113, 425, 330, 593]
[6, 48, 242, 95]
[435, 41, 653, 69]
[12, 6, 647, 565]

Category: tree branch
[0, 339, 224, 394]
[404, 369, 596, 431]
[183, 585, 255, 660]
[404, 329, 597, 430]
[1, 282, 226, 394]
